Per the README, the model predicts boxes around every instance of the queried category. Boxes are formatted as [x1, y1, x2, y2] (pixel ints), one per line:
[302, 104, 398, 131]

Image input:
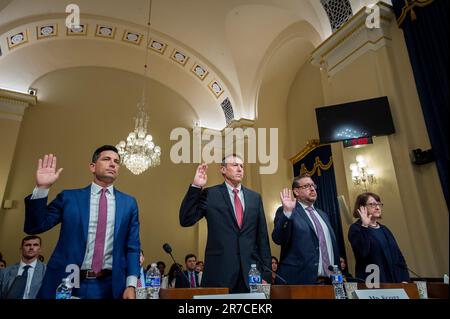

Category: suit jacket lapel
[219, 183, 240, 230]
[75, 185, 92, 244]
[29, 262, 43, 298]
[241, 186, 251, 229]
[295, 202, 317, 238]
[6, 264, 20, 292]
[114, 188, 124, 241]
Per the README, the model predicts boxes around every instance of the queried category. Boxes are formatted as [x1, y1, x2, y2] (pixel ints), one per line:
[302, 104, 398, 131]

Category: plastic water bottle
[330, 265, 346, 299]
[55, 278, 72, 299]
[248, 264, 261, 293]
[146, 263, 161, 299]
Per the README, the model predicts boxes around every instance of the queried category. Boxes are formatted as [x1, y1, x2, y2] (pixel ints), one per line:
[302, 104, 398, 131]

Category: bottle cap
[251, 264, 256, 267]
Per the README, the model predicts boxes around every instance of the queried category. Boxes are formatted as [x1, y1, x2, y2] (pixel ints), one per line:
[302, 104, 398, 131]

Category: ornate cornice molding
[310, 2, 395, 77]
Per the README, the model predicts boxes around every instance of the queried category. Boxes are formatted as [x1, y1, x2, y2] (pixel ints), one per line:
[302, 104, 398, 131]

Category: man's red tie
[92, 188, 108, 273]
[233, 188, 243, 228]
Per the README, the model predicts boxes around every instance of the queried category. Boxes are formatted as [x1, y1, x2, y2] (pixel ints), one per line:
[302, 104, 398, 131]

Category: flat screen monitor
[315, 96, 395, 144]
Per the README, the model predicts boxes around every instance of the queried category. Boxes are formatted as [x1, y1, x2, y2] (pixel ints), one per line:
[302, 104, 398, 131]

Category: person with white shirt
[24, 145, 141, 299]
[272, 174, 340, 284]
[0, 236, 46, 299]
[179, 154, 272, 293]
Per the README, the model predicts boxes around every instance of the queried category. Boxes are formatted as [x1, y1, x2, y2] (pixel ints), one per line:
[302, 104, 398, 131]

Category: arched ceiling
[0, 0, 342, 129]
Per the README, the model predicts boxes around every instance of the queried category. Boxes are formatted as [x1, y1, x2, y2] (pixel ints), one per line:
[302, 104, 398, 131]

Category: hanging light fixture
[116, 0, 161, 175]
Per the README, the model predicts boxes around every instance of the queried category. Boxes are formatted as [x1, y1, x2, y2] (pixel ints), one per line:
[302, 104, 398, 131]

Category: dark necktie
[92, 188, 108, 273]
[6, 265, 31, 299]
[305, 206, 331, 275]
[189, 272, 196, 288]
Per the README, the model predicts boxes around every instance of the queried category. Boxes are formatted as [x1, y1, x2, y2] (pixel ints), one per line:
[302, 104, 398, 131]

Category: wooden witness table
[160, 287, 229, 299]
[159, 283, 448, 299]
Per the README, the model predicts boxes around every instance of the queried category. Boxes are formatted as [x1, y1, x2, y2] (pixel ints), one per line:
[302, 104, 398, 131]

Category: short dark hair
[92, 145, 120, 163]
[157, 261, 166, 267]
[195, 261, 204, 266]
[271, 256, 279, 264]
[291, 173, 312, 198]
[352, 192, 381, 218]
[21, 235, 41, 246]
[185, 253, 197, 263]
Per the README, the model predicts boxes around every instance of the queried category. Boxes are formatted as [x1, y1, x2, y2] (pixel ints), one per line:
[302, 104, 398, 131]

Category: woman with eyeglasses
[348, 192, 410, 283]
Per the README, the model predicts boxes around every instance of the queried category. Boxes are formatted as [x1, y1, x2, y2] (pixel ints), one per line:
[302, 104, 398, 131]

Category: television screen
[315, 96, 395, 144]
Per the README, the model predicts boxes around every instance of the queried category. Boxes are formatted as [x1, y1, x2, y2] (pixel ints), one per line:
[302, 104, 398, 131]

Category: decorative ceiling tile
[122, 31, 143, 45]
[171, 49, 189, 66]
[148, 39, 167, 54]
[208, 80, 224, 98]
[7, 30, 28, 49]
[66, 24, 87, 36]
[95, 25, 116, 39]
[37, 24, 58, 39]
[191, 63, 208, 80]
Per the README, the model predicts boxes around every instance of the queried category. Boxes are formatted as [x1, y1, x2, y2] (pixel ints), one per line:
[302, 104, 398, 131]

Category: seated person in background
[175, 254, 201, 288]
[348, 192, 410, 283]
[339, 257, 353, 281]
[195, 261, 204, 273]
[137, 250, 146, 288]
[157, 261, 166, 278]
[271, 256, 279, 284]
[162, 263, 183, 288]
[0, 236, 46, 299]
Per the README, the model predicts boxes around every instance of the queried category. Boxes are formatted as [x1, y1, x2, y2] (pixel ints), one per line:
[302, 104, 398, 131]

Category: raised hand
[357, 205, 371, 227]
[192, 163, 208, 188]
[280, 188, 296, 213]
[36, 154, 63, 189]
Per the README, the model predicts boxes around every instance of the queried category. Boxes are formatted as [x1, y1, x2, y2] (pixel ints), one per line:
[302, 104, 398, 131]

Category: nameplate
[193, 292, 266, 299]
[353, 289, 409, 299]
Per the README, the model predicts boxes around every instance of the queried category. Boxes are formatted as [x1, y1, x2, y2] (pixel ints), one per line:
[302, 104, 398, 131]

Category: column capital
[0, 88, 37, 121]
[311, 2, 395, 77]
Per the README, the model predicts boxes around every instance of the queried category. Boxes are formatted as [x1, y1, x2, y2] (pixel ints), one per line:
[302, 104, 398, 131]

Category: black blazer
[179, 183, 272, 289]
[272, 202, 340, 284]
[348, 219, 410, 283]
[175, 271, 200, 288]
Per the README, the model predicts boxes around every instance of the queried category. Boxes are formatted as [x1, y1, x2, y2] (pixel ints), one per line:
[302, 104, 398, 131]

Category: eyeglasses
[366, 202, 384, 208]
[296, 183, 318, 190]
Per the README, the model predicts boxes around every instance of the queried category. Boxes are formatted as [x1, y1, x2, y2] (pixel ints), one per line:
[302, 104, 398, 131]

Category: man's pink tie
[233, 188, 243, 229]
[92, 188, 108, 273]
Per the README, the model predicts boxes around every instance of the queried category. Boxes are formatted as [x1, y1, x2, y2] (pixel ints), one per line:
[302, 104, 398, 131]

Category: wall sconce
[349, 155, 376, 191]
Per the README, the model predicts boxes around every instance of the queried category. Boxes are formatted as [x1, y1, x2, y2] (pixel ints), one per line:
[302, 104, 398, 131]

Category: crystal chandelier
[116, 0, 161, 175]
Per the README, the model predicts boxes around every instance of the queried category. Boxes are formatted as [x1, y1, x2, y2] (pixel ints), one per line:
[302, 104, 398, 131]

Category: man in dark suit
[175, 254, 201, 288]
[272, 174, 340, 284]
[0, 236, 46, 299]
[24, 145, 140, 299]
[179, 154, 272, 293]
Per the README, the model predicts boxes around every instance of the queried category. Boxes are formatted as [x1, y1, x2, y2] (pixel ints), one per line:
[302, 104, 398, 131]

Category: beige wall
[0, 66, 202, 268]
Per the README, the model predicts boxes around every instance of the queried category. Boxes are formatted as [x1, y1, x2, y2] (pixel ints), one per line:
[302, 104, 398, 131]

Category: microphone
[396, 263, 425, 281]
[162, 243, 190, 284]
[251, 253, 288, 284]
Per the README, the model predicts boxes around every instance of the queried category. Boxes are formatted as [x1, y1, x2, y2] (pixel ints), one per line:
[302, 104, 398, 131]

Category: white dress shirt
[31, 182, 137, 287]
[284, 201, 334, 276]
[17, 259, 37, 299]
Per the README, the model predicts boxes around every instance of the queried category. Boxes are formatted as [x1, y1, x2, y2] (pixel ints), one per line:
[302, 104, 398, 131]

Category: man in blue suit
[272, 174, 340, 284]
[24, 145, 140, 299]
